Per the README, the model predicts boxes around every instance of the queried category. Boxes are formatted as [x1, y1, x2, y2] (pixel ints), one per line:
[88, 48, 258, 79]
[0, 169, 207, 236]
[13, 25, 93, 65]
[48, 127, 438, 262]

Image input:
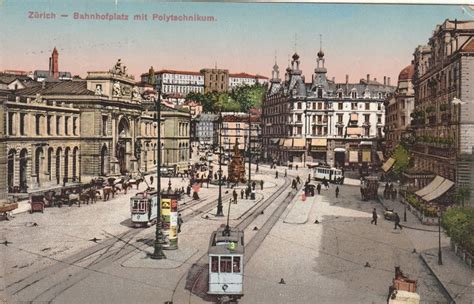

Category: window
[317, 88, 323, 98]
[233, 256, 241, 273]
[297, 102, 302, 109]
[364, 114, 370, 123]
[337, 114, 343, 123]
[351, 103, 357, 110]
[351, 91, 357, 99]
[365, 103, 370, 110]
[64, 116, 69, 135]
[377, 103, 382, 111]
[338, 92, 343, 98]
[377, 114, 382, 124]
[220, 256, 232, 273]
[318, 103, 322, 110]
[8, 112, 14, 135]
[296, 114, 302, 122]
[102, 116, 108, 136]
[47, 115, 51, 135]
[20, 113, 26, 135]
[338, 103, 343, 110]
[211, 256, 219, 272]
[338, 127, 343, 136]
[56, 116, 61, 135]
[35, 114, 41, 135]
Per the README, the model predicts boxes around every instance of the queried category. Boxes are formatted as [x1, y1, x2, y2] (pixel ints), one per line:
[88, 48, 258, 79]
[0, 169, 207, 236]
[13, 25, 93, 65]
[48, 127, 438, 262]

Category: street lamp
[216, 111, 224, 216]
[248, 111, 252, 192]
[438, 208, 443, 265]
[150, 79, 166, 260]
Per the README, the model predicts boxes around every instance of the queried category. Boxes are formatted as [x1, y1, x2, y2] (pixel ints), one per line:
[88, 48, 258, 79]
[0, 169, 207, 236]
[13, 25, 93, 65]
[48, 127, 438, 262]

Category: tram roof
[208, 227, 244, 255]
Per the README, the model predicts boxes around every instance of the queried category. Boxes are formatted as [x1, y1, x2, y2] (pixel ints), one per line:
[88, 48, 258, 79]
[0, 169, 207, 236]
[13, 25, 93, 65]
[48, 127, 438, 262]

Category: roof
[16, 81, 94, 96]
[398, 64, 415, 81]
[229, 72, 268, 79]
[461, 39, 474, 52]
[208, 227, 244, 255]
[140, 69, 202, 77]
[0, 73, 30, 84]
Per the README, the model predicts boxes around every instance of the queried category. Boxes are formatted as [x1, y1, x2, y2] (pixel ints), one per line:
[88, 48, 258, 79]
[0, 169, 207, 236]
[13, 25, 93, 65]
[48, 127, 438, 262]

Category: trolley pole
[150, 81, 166, 260]
[216, 111, 224, 216]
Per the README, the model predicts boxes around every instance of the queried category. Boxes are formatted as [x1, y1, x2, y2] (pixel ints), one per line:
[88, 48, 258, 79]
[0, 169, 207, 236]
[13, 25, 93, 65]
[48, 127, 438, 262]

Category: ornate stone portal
[228, 140, 246, 183]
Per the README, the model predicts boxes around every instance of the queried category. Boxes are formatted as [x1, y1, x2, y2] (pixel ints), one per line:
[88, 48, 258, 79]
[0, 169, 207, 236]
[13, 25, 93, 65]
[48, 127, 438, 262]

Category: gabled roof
[16, 81, 94, 96]
[0, 73, 30, 84]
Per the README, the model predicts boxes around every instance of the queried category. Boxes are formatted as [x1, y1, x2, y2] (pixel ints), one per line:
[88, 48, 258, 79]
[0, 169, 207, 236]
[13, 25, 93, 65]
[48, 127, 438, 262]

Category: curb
[419, 253, 456, 304]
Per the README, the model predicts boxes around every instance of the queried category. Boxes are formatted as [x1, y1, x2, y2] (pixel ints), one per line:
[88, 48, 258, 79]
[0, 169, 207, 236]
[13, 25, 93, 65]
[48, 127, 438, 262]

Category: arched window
[317, 88, 323, 98]
[351, 91, 357, 99]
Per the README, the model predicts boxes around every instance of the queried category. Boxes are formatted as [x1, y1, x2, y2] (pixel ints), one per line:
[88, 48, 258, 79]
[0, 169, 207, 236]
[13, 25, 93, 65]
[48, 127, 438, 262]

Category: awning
[415, 175, 445, 197]
[381, 157, 396, 172]
[377, 151, 384, 161]
[334, 148, 346, 152]
[347, 127, 362, 136]
[350, 113, 359, 121]
[421, 178, 454, 202]
[360, 141, 373, 145]
[293, 138, 306, 147]
[311, 138, 327, 146]
[270, 138, 279, 144]
[362, 151, 371, 162]
[282, 139, 292, 147]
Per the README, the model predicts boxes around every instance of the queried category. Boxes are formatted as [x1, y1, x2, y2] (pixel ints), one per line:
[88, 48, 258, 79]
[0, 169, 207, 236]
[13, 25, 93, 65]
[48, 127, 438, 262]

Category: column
[12, 112, 18, 135]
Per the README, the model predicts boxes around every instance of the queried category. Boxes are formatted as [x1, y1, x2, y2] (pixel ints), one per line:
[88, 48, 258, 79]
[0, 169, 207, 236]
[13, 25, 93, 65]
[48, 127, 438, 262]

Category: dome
[292, 52, 300, 61]
[398, 64, 414, 81]
[317, 50, 324, 58]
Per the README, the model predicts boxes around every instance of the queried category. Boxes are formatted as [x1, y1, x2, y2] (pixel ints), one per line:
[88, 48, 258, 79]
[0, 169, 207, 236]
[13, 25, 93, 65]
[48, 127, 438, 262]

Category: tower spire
[294, 33, 298, 53]
[319, 34, 322, 52]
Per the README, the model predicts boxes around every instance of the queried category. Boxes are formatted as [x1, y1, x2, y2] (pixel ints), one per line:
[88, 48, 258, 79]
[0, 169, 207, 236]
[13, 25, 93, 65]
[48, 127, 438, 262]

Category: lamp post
[248, 112, 252, 191]
[150, 80, 166, 260]
[216, 111, 224, 216]
[438, 208, 443, 265]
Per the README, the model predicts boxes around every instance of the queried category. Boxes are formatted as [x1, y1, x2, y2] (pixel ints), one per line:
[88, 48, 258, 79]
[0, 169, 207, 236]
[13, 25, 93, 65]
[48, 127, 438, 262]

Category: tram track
[171, 173, 297, 304]
[5, 185, 233, 302]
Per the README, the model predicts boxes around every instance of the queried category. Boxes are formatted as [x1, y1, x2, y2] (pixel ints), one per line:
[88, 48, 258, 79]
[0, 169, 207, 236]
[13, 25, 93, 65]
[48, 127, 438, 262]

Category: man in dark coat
[233, 189, 238, 203]
[371, 208, 377, 225]
[394, 213, 403, 230]
[317, 183, 321, 195]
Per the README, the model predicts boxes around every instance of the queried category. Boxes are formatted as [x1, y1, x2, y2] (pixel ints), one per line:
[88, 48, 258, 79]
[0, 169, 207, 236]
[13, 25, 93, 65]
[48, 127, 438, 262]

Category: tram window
[220, 257, 232, 273]
[233, 257, 241, 273]
[211, 256, 219, 272]
[132, 202, 138, 210]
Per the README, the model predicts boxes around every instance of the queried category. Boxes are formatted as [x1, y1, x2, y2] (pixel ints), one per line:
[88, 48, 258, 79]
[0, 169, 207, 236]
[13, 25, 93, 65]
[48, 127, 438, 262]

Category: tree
[392, 144, 410, 174]
[454, 187, 471, 207]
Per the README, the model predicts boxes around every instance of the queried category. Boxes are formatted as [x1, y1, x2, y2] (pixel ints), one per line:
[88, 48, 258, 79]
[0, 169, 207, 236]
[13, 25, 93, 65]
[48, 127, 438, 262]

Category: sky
[0, 1, 472, 84]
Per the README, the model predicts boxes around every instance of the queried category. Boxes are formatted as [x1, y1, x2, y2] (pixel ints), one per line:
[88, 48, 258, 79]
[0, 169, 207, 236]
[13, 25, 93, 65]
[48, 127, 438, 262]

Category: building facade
[194, 113, 218, 146]
[217, 113, 261, 158]
[228, 73, 268, 89]
[140, 69, 205, 98]
[410, 19, 474, 204]
[262, 49, 395, 167]
[202, 68, 229, 93]
[1, 59, 190, 196]
[385, 64, 415, 155]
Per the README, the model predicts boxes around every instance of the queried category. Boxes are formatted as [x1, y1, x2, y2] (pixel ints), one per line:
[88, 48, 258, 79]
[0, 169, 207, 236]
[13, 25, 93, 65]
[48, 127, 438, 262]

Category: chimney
[51, 47, 59, 79]
[49, 57, 52, 76]
[366, 74, 370, 82]
[384, 76, 387, 85]
[345, 74, 349, 84]
[388, 77, 391, 86]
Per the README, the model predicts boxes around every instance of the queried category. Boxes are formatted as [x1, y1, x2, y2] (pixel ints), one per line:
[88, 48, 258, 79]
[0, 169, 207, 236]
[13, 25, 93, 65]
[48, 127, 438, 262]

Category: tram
[313, 165, 344, 184]
[130, 191, 158, 227]
[208, 226, 244, 303]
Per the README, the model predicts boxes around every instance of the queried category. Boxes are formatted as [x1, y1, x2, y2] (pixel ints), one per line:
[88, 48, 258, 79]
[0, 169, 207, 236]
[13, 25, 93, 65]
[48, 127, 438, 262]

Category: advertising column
[161, 192, 179, 250]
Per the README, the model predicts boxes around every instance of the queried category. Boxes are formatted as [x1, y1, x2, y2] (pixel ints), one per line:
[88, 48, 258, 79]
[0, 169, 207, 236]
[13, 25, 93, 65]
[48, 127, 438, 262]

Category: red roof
[140, 69, 202, 77]
[398, 64, 415, 81]
[229, 72, 268, 79]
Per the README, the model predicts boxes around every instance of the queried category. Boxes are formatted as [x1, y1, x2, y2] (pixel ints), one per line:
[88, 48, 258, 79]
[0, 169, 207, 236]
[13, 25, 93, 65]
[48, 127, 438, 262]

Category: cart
[30, 195, 45, 213]
[0, 202, 18, 220]
[360, 176, 380, 201]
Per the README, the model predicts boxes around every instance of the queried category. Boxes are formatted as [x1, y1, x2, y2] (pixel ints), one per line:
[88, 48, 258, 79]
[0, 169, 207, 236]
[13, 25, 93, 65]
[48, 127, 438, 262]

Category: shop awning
[293, 138, 306, 148]
[362, 151, 371, 162]
[349, 151, 358, 162]
[311, 138, 327, 146]
[282, 139, 292, 147]
[347, 127, 362, 136]
[350, 113, 359, 121]
[334, 148, 346, 152]
[415, 175, 445, 198]
[377, 151, 384, 161]
[270, 138, 279, 144]
[421, 178, 454, 202]
[381, 157, 396, 172]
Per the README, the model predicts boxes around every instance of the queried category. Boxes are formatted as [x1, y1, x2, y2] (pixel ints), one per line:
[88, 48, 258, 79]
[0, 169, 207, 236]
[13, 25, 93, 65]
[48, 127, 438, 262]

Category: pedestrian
[233, 189, 238, 203]
[296, 176, 300, 184]
[214, 173, 218, 180]
[186, 185, 191, 196]
[292, 179, 297, 189]
[275, 171, 279, 179]
[245, 187, 249, 199]
[260, 180, 264, 190]
[371, 208, 377, 225]
[241, 188, 244, 199]
[317, 183, 321, 195]
[252, 181, 256, 191]
[150, 176, 154, 185]
[394, 213, 403, 230]
[178, 213, 183, 233]
[335, 186, 339, 198]
[284, 169, 287, 177]
[296, 164, 298, 171]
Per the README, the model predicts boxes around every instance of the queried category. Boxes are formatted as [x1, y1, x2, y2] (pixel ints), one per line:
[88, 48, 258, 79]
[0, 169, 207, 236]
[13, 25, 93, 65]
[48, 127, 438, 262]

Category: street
[1, 164, 450, 303]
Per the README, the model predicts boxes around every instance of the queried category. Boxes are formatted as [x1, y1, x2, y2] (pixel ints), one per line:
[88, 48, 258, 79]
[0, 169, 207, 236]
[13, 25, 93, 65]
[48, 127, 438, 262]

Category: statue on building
[113, 81, 121, 97]
[111, 59, 126, 75]
[132, 86, 140, 99]
[95, 84, 103, 96]
[228, 139, 246, 183]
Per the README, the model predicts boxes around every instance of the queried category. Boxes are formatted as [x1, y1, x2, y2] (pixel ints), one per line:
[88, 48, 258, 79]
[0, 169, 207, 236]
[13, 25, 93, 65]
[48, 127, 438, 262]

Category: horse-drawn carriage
[360, 176, 380, 201]
[0, 201, 18, 220]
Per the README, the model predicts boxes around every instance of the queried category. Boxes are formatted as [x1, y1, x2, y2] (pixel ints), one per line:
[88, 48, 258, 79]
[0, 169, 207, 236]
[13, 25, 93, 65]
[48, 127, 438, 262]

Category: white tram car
[130, 191, 158, 227]
[208, 226, 244, 303]
[313, 166, 344, 184]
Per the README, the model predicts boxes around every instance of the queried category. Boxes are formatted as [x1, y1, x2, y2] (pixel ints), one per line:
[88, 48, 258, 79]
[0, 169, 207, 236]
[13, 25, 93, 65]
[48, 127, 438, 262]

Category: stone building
[410, 19, 474, 204]
[201, 68, 229, 93]
[0, 59, 190, 196]
[385, 64, 415, 155]
[217, 113, 261, 158]
[193, 113, 218, 147]
[262, 48, 395, 167]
